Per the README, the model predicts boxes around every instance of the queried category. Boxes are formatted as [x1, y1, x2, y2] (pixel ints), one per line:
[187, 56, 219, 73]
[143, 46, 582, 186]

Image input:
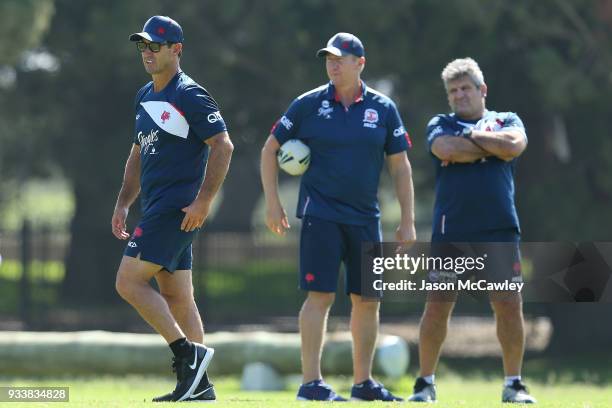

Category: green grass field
[2, 375, 610, 407]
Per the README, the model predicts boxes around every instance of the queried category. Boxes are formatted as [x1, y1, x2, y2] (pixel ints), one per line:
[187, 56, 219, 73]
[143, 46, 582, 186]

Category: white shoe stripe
[177, 346, 215, 402]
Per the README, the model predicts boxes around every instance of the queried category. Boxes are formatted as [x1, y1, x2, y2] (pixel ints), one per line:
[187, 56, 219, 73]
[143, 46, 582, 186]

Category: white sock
[422, 374, 435, 385]
[505, 375, 521, 387]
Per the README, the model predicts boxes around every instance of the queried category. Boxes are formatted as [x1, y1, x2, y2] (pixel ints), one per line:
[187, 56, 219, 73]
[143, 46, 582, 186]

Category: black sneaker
[502, 379, 536, 404]
[154, 343, 214, 402]
[407, 377, 436, 402]
[350, 379, 403, 401]
[296, 379, 347, 401]
[153, 375, 216, 402]
[189, 379, 216, 402]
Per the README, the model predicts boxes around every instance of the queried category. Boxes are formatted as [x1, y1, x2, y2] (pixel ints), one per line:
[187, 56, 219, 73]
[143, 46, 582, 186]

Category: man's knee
[422, 302, 455, 326]
[303, 291, 335, 311]
[160, 289, 194, 308]
[491, 299, 523, 321]
[350, 295, 380, 314]
[115, 271, 135, 301]
[115, 256, 157, 301]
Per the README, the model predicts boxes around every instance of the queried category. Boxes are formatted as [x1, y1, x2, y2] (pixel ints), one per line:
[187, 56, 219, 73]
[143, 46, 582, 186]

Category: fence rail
[0, 222, 507, 331]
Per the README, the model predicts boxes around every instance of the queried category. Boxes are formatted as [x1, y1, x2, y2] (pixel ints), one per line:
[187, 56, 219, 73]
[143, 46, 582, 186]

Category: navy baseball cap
[316, 32, 365, 58]
[129, 16, 184, 43]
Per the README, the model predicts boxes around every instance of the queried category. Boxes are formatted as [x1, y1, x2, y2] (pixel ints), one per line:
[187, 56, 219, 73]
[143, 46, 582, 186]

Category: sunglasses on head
[135, 40, 173, 53]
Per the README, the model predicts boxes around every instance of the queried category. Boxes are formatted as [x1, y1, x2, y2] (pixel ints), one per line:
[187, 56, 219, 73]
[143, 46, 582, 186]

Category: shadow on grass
[418, 353, 612, 385]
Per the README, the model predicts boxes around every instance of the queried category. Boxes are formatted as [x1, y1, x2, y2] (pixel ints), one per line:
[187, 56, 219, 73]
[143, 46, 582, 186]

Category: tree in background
[0, 0, 55, 210]
[1, 0, 611, 352]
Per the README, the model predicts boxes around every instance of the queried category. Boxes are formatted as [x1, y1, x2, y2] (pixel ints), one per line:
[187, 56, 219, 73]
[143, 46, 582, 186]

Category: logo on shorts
[363, 108, 379, 128]
[127, 241, 138, 248]
[305, 273, 315, 283]
[134, 227, 143, 238]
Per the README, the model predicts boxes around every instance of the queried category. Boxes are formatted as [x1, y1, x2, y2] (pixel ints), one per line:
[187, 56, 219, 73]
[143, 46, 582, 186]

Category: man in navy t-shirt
[261, 33, 416, 401]
[407, 58, 536, 404]
[111, 16, 233, 403]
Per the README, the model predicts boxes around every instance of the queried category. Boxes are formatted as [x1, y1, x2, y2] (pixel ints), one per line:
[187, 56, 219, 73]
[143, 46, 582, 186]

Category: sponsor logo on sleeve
[429, 125, 443, 138]
[207, 111, 223, 123]
[280, 115, 293, 130]
[393, 126, 406, 137]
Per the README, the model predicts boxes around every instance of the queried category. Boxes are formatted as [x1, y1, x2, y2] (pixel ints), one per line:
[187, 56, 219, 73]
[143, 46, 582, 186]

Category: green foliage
[0, 0, 611, 314]
[199, 260, 303, 319]
[0, 259, 65, 282]
[0, 179, 74, 229]
[0, 0, 54, 65]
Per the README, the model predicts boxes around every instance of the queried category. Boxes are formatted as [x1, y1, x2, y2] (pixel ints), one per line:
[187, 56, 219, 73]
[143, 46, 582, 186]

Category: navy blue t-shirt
[426, 110, 526, 236]
[273, 82, 411, 225]
[134, 71, 227, 216]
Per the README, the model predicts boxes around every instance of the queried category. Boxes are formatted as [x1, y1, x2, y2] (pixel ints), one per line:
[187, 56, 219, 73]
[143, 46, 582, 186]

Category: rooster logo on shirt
[161, 111, 171, 124]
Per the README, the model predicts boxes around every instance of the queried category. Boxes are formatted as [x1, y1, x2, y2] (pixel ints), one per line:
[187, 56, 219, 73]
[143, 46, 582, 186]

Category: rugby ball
[277, 139, 310, 176]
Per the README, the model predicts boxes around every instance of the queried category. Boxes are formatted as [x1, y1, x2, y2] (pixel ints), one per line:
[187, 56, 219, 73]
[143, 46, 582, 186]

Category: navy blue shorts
[299, 215, 382, 295]
[124, 211, 195, 272]
[429, 228, 522, 284]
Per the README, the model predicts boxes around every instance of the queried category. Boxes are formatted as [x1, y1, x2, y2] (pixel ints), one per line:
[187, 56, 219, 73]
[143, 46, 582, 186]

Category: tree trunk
[61, 185, 127, 305]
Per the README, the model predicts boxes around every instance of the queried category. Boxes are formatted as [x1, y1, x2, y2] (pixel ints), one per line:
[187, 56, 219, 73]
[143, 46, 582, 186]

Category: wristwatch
[461, 127, 473, 139]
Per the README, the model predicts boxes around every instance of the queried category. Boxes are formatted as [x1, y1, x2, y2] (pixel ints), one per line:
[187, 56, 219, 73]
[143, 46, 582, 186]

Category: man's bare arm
[261, 134, 290, 236]
[386, 151, 416, 243]
[112, 144, 141, 239]
[470, 129, 527, 161]
[198, 131, 234, 204]
[180, 131, 234, 232]
[431, 136, 489, 163]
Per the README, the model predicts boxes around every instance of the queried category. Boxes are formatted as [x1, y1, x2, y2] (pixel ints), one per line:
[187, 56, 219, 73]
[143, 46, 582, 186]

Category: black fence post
[20, 219, 32, 328]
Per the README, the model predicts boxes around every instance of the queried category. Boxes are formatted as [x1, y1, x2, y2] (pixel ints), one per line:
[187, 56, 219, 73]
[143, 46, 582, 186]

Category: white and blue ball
[277, 139, 310, 176]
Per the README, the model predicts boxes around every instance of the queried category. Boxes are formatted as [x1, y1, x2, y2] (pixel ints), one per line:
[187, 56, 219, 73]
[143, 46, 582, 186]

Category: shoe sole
[407, 398, 436, 402]
[177, 346, 215, 402]
[188, 384, 216, 403]
[350, 397, 403, 402]
[297, 397, 346, 402]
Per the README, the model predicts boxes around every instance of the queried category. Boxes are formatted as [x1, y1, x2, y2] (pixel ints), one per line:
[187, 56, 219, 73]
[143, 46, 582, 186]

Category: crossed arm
[431, 129, 526, 164]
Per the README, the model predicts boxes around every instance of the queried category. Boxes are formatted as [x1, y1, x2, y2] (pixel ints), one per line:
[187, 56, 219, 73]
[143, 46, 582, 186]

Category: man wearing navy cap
[261, 32, 416, 401]
[112, 16, 233, 402]
[407, 58, 536, 404]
